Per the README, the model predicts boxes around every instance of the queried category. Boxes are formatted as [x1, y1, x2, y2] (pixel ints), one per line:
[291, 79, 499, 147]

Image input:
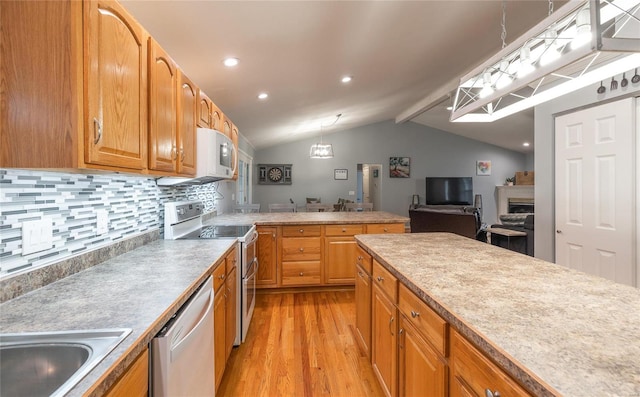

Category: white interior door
[555, 97, 635, 286]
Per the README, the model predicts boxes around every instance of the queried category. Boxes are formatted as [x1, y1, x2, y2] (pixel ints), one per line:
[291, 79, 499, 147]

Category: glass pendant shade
[451, 0, 640, 123]
[309, 143, 334, 159]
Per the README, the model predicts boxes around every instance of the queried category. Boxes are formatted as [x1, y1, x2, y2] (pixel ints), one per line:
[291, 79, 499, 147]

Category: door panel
[555, 98, 635, 286]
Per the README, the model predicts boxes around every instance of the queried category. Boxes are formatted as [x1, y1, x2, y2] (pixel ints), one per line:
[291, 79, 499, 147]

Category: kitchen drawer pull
[342, 228, 347, 232]
[357, 255, 363, 261]
[389, 316, 395, 335]
[299, 229, 304, 233]
[411, 310, 420, 318]
[218, 274, 225, 280]
[485, 390, 501, 397]
[299, 272, 304, 276]
[376, 276, 384, 282]
[93, 118, 102, 144]
[383, 228, 389, 232]
[299, 247, 304, 252]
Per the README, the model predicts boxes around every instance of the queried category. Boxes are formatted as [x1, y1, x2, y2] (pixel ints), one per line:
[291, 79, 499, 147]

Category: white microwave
[156, 128, 236, 186]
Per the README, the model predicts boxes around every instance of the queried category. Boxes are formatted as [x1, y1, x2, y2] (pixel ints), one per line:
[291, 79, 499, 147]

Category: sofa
[409, 206, 486, 241]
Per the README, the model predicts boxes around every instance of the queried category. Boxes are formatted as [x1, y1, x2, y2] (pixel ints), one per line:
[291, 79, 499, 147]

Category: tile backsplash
[0, 169, 224, 277]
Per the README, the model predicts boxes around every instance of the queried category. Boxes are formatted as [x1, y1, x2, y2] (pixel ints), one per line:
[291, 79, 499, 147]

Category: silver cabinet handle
[389, 316, 395, 335]
[376, 276, 384, 282]
[411, 310, 420, 318]
[398, 328, 404, 349]
[299, 229, 304, 233]
[299, 272, 304, 276]
[357, 255, 363, 260]
[93, 118, 102, 144]
[180, 148, 185, 163]
[299, 247, 304, 252]
[383, 228, 388, 232]
[485, 390, 501, 397]
[172, 145, 177, 160]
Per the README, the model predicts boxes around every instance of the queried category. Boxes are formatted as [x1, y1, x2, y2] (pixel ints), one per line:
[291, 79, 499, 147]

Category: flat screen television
[425, 177, 473, 205]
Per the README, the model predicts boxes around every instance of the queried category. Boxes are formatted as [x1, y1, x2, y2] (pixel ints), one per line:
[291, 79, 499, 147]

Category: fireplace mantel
[496, 185, 534, 222]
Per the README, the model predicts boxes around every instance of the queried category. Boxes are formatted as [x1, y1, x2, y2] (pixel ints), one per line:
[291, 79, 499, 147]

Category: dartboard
[268, 167, 283, 182]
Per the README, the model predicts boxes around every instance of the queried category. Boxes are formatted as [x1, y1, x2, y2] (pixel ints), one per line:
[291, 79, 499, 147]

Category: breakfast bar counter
[355, 232, 640, 397]
[207, 210, 409, 226]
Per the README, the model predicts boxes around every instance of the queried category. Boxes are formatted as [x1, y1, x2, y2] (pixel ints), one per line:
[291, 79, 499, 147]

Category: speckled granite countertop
[355, 233, 640, 397]
[0, 239, 236, 397]
[206, 211, 409, 226]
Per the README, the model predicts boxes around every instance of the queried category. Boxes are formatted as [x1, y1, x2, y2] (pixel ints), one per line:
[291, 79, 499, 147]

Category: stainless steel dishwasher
[151, 275, 214, 396]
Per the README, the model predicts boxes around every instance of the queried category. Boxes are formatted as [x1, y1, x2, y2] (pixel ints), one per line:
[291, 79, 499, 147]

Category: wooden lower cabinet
[104, 348, 149, 397]
[257, 226, 278, 287]
[372, 282, 398, 397]
[282, 261, 321, 285]
[355, 263, 372, 359]
[213, 281, 226, 390]
[398, 316, 447, 397]
[225, 265, 237, 360]
[325, 237, 359, 284]
[450, 329, 531, 397]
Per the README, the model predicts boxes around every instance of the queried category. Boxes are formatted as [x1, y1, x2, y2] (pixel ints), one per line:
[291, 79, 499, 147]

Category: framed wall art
[476, 160, 491, 176]
[334, 169, 348, 180]
[389, 157, 410, 178]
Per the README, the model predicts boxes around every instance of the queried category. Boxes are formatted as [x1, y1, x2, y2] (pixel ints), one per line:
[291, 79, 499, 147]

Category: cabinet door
[221, 117, 232, 139]
[225, 266, 237, 361]
[355, 263, 372, 359]
[214, 287, 226, 390]
[197, 90, 212, 128]
[257, 226, 278, 287]
[450, 329, 532, 397]
[372, 284, 398, 397]
[399, 316, 447, 397]
[84, 0, 147, 170]
[104, 348, 149, 397]
[211, 102, 223, 131]
[325, 237, 358, 284]
[176, 70, 197, 176]
[148, 38, 177, 172]
[231, 123, 239, 180]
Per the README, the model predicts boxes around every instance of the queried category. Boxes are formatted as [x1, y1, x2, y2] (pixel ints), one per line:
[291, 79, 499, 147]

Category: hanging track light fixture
[310, 114, 342, 159]
[451, 0, 640, 123]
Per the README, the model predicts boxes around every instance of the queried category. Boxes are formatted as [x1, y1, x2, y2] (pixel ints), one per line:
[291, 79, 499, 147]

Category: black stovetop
[179, 225, 253, 239]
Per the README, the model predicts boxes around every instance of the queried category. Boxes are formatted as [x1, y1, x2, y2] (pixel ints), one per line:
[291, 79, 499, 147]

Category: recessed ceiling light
[446, 106, 453, 111]
[523, 142, 530, 147]
[341, 76, 352, 83]
[258, 92, 268, 100]
[223, 57, 239, 67]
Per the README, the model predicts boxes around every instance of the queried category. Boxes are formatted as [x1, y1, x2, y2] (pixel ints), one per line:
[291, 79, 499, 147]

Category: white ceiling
[120, 0, 566, 153]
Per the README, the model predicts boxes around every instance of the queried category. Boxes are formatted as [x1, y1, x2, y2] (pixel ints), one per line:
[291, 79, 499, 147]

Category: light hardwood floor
[218, 290, 385, 397]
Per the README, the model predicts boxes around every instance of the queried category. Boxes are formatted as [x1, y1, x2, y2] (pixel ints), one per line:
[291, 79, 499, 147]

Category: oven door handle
[245, 258, 259, 279]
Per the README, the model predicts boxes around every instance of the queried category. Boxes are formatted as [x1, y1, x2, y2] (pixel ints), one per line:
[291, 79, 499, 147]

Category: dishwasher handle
[169, 279, 214, 359]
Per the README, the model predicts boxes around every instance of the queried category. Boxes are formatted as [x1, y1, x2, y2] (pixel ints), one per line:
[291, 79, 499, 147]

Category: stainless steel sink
[0, 328, 132, 397]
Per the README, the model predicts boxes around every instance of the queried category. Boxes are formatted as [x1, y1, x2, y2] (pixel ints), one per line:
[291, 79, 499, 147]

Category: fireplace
[508, 198, 534, 213]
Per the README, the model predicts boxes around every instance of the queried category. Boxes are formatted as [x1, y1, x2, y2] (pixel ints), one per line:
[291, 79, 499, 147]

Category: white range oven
[164, 200, 258, 344]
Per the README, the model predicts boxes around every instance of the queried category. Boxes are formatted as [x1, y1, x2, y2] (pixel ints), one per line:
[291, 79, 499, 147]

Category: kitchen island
[208, 211, 409, 288]
[356, 232, 640, 397]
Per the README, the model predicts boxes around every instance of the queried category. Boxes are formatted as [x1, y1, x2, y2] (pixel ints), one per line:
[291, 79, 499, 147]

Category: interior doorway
[357, 163, 382, 210]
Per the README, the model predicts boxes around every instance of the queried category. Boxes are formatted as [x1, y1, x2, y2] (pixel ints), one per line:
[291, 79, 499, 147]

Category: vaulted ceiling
[120, 1, 567, 153]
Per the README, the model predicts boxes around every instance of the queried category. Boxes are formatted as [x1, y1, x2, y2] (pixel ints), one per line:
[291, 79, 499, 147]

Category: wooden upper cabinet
[148, 38, 177, 172]
[197, 90, 212, 128]
[176, 70, 197, 176]
[221, 116, 232, 139]
[231, 123, 240, 180]
[211, 102, 223, 132]
[84, 0, 148, 170]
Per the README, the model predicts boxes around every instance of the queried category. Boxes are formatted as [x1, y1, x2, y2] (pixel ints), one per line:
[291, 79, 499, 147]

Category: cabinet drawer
[212, 261, 226, 292]
[372, 259, 397, 302]
[450, 329, 532, 397]
[398, 284, 447, 357]
[367, 223, 405, 234]
[281, 237, 321, 260]
[356, 244, 372, 275]
[282, 225, 321, 237]
[282, 261, 321, 285]
[325, 224, 364, 236]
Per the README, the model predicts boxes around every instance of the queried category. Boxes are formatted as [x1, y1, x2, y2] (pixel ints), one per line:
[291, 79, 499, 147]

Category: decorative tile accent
[0, 169, 224, 278]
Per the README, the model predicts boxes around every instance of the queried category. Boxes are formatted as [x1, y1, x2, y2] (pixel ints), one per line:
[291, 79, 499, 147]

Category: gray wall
[254, 120, 527, 225]
[534, 83, 639, 262]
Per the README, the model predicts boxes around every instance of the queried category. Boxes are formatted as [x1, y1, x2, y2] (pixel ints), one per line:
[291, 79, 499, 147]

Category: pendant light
[309, 114, 342, 159]
[451, 0, 640, 123]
